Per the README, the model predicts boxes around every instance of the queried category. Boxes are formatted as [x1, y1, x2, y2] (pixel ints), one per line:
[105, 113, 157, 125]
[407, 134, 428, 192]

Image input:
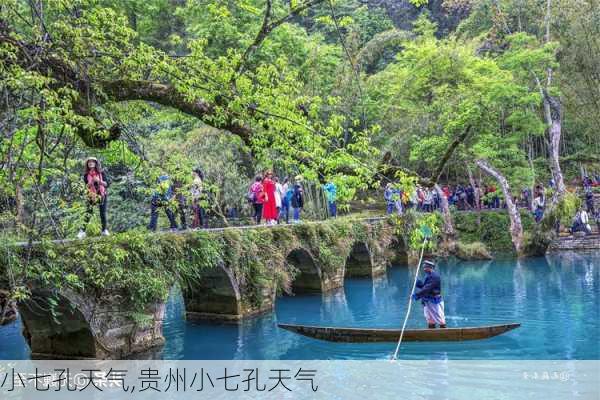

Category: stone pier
[18, 288, 165, 359]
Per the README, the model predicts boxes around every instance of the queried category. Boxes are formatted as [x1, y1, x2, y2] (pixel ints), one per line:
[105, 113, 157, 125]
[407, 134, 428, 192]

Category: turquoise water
[1, 252, 598, 360]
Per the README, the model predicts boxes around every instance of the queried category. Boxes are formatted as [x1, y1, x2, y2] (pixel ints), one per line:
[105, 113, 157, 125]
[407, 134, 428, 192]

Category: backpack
[247, 184, 256, 203]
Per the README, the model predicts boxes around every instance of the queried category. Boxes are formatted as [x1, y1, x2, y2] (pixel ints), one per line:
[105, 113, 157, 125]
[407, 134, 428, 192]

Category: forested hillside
[1, 0, 598, 239]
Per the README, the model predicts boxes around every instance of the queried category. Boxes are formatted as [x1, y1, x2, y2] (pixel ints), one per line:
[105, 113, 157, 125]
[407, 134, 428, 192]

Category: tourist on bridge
[262, 171, 278, 225]
[78, 157, 109, 239]
[432, 188, 440, 211]
[190, 168, 206, 229]
[384, 183, 402, 215]
[280, 177, 291, 224]
[291, 181, 305, 223]
[442, 185, 452, 207]
[148, 175, 178, 231]
[248, 176, 265, 224]
[275, 176, 284, 222]
[416, 186, 425, 211]
[412, 260, 446, 329]
[172, 170, 187, 230]
[466, 184, 475, 209]
[324, 181, 337, 218]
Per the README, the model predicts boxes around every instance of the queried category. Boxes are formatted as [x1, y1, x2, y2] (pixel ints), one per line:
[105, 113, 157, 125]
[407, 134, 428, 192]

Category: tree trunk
[543, 92, 566, 206]
[434, 184, 455, 248]
[467, 167, 481, 225]
[527, 139, 535, 211]
[541, 0, 565, 206]
[475, 159, 524, 254]
[14, 183, 25, 228]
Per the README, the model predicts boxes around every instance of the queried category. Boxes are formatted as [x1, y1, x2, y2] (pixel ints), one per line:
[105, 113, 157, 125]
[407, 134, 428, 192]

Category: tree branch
[432, 125, 472, 185]
[101, 80, 252, 145]
[234, 0, 326, 77]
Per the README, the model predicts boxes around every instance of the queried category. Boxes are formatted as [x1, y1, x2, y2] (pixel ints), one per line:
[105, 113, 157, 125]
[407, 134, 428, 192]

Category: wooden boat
[278, 323, 520, 343]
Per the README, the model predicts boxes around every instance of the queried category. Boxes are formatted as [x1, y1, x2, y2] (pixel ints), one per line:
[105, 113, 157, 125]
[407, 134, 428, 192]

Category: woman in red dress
[262, 171, 278, 225]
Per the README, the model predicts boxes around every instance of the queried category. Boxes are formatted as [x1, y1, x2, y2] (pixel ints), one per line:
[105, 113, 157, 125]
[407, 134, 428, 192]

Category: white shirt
[275, 183, 283, 208]
[580, 210, 589, 224]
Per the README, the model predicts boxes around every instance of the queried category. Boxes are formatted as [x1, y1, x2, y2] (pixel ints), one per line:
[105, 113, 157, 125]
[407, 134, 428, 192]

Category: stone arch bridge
[2, 217, 409, 359]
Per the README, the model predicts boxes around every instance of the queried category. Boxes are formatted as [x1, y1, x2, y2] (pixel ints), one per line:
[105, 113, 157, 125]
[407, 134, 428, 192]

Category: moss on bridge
[1, 217, 401, 316]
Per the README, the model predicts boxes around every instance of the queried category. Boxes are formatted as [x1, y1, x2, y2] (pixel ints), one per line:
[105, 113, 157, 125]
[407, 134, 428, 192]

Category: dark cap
[423, 260, 436, 269]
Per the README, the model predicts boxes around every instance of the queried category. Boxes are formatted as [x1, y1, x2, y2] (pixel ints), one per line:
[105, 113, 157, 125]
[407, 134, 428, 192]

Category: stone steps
[548, 233, 600, 251]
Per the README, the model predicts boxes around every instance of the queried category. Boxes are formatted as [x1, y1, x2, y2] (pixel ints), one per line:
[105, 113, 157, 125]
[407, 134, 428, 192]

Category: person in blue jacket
[384, 183, 403, 215]
[291, 183, 304, 223]
[148, 175, 178, 231]
[323, 182, 337, 218]
[412, 260, 446, 329]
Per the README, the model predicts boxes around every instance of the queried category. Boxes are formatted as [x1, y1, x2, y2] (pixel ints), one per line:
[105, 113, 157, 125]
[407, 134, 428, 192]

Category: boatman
[412, 260, 446, 329]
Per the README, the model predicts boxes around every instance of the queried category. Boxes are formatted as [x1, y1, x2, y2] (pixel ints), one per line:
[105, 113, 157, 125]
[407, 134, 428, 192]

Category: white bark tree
[476, 159, 524, 254]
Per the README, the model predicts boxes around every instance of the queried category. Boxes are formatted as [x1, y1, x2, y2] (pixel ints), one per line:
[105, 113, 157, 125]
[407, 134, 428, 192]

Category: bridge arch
[19, 290, 96, 359]
[386, 236, 409, 266]
[286, 248, 322, 294]
[182, 263, 242, 320]
[345, 241, 375, 277]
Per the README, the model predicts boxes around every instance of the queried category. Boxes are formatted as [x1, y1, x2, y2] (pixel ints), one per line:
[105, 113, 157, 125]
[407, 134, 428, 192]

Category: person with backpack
[384, 183, 402, 215]
[384, 183, 395, 214]
[148, 175, 178, 231]
[78, 157, 109, 239]
[279, 177, 291, 223]
[248, 176, 265, 224]
[291, 182, 304, 223]
[323, 181, 337, 218]
[190, 168, 206, 229]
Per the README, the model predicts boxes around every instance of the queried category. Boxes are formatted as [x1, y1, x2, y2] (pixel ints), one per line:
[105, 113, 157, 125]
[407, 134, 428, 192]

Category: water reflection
[1, 252, 598, 360]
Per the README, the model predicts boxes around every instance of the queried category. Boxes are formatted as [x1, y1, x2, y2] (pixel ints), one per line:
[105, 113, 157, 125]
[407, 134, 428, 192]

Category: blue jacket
[152, 175, 174, 202]
[414, 270, 442, 301]
[291, 184, 304, 208]
[384, 188, 400, 204]
[324, 182, 337, 203]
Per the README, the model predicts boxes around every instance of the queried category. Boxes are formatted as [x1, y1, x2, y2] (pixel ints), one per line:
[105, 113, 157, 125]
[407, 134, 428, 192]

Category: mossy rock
[453, 211, 535, 253]
[454, 241, 493, 261]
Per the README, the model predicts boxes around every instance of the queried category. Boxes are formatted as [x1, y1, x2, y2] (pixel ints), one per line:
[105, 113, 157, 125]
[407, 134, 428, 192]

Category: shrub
[454, 241, 493, 260]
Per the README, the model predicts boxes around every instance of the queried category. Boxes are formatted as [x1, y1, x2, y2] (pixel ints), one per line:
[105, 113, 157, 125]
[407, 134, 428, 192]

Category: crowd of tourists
[75, 155, 599, 238]
[77, 157, 209, 238]
[384, 182, 547, 222]
[246, 172, 338, 225]
[76, 157, 339, 238]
